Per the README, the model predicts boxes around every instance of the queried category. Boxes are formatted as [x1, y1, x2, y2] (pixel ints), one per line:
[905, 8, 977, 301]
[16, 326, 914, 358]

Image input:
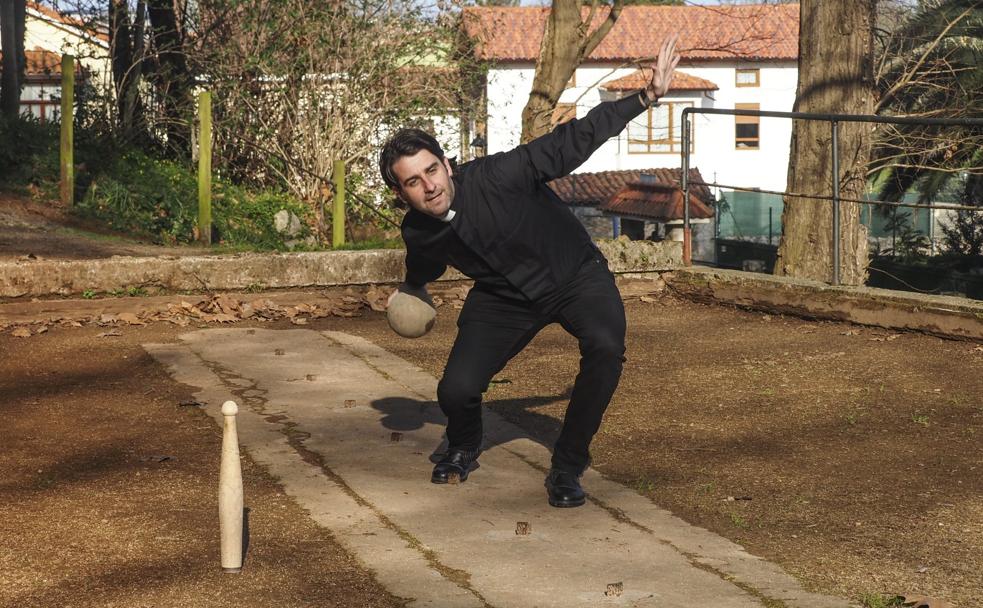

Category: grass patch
[911, 414, 930, 426]
[858, 592, 903, 608]
[728, 511, 749, 529]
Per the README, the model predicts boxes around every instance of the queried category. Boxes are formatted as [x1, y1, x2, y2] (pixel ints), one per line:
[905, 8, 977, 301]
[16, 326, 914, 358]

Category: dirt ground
[1, 287, 980, 608]
[0, 191, 213, 260]
[359, 294, 983, 608]
[0, 315, 408, 608]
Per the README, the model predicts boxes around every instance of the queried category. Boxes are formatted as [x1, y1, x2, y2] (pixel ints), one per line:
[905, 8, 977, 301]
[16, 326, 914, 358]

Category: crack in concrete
[195, 351, 495, 608]
[322, 333, 433, 402]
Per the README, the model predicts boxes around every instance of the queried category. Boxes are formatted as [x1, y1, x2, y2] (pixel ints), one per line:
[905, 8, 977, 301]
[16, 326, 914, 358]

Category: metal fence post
[59, 55, 74, 207]
[831, 120, 840, 286]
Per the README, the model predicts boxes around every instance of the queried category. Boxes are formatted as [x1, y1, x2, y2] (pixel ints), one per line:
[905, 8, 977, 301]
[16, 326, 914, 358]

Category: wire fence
[680, 107, 983, 286]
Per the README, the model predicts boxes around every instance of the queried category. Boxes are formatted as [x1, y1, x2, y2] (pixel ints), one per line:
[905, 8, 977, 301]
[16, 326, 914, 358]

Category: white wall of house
[486, 60, 797, 192]
[432, 114, 464, 161]
[22, 7, 111, 109]
[25, 8, 110, 82]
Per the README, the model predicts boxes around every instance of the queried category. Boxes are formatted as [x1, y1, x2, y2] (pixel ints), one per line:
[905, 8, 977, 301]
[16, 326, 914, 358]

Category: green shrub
[213, 186, 313, 250]
[75, 150, 313, 249]
[0, 117, 60, 193]
[76, 150, 199, 243]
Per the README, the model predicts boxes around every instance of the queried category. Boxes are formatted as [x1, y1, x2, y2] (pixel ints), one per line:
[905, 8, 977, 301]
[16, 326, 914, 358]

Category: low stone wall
[0, 251, 408, 298]
[3, 246, 980, 342]
[666, 266, 983, 341]
[597, 238, 682, 273]
[0, 239, 683, 298]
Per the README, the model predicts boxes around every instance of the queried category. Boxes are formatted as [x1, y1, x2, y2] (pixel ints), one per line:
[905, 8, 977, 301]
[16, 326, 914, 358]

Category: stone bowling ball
[387, 290, 436, 338]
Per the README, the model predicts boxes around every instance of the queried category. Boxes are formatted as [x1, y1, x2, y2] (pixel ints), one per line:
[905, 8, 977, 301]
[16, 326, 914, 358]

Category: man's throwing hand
[642, 35, 681, 105]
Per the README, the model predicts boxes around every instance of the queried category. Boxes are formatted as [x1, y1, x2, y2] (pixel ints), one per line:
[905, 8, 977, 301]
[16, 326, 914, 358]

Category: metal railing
[680, 107, 983, 285]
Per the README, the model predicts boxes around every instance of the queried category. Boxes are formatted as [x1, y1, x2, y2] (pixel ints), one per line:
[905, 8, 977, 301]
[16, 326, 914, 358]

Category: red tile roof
[549, 168, 712, 207]
[602, 69, 718, 92]
[599, 180, 715, 222]
[0, 48, 77, 78]
[462, 4, 798, 63]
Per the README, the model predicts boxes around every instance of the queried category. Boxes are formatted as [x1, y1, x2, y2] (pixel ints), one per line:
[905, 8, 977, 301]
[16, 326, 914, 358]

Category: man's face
[391, 149, 456, 219]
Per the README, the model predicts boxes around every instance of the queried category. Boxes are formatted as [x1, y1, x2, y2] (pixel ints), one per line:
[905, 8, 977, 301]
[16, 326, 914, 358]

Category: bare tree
[520, 0, 624, 143]
[109, 0, 148, 142]
[193, 0, 482, 236]
[774, 0, 878, 285]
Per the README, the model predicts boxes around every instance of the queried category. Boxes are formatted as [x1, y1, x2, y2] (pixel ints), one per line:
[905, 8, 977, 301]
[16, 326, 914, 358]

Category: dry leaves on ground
[2, 286, 413, 336]
[870, 333, 901, 342]
[6, 279, 670, 337]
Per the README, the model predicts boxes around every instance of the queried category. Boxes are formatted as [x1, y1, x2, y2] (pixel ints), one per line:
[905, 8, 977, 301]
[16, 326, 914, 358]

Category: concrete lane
[146, 328, 849, 608]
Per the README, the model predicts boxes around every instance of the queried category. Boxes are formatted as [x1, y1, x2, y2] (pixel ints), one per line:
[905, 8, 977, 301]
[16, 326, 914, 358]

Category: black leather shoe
[545, 469, 586, 508]
[431, 449, 480, 484]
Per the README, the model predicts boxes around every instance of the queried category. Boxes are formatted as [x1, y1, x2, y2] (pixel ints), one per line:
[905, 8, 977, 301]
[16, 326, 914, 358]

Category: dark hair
[379, 128, 446, 190]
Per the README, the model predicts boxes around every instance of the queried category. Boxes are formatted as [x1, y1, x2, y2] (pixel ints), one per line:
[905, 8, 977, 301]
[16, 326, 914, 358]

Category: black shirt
[401, 93, 648, 303]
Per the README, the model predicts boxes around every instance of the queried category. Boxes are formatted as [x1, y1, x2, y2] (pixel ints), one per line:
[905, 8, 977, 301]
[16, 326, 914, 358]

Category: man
[380, 37, 680, 508]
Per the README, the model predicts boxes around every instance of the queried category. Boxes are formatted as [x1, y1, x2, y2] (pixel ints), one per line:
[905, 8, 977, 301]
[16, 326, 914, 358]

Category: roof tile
[599, 181, 715, 222]
[0, 47, 74, 77]
[549, 168, 712, 207]
[463, 4, 798, 63]
[603, 69, 718, 92]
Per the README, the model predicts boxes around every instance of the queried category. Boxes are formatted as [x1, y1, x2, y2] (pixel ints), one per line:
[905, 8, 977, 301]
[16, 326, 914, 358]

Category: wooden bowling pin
[219, 400, 243, 573]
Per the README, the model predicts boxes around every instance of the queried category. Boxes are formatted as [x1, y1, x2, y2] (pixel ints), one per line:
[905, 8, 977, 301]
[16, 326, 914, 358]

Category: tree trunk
[519, 0, 623, 144]
[0, 0, 22, 119]
[14, 0, 24, 89]
[120, 0, 147, 139]
[110, 0, 139, 139]
[774, 0, 877, 285]
[149, 0, 192, 157]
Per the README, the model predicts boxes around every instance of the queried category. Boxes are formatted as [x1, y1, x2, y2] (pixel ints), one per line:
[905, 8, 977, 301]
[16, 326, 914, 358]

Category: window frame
[626, 101, 695, 155]
[736, 68, 760, 88]
[734, 102, 760, 150]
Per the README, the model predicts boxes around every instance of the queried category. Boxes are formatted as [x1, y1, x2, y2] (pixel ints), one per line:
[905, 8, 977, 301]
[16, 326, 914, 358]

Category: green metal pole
[198, 91, 212, 245]
[60, 55, 74, 207]
[332, 159, 345, 248]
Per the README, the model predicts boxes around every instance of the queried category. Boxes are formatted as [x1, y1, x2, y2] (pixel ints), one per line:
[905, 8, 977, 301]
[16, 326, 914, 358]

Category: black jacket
[401, 93, 648, 302]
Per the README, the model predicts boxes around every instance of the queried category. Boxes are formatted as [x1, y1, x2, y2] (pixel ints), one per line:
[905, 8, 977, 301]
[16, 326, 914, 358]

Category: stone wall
[0, 241, 683, 298]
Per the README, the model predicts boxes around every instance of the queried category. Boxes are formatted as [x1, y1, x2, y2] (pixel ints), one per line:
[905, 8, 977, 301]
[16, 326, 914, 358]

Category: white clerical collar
[439, 208, 456, 223]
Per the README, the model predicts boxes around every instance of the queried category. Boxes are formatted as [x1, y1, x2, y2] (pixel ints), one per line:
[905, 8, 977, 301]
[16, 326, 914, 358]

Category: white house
[462, 4, 800, 194]
[10, 1, 109, 121]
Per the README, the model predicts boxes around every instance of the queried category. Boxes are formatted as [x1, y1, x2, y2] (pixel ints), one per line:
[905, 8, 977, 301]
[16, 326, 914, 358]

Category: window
[736, 68, 760, 87]
[552, 103, 576, 127]
[627, 101, 693, 154]
[735, 103, 760, 149]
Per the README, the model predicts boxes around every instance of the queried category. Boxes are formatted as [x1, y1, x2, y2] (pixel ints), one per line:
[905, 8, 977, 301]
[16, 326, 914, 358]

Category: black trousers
[436, 258, 626, 475]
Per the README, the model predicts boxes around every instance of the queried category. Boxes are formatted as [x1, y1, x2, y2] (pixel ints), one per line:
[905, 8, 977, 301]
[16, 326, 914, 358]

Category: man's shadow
[371, 388, 572, 462]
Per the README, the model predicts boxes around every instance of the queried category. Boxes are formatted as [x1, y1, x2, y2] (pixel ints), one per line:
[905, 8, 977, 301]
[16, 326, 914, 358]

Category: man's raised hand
[642, 35, 681, 105]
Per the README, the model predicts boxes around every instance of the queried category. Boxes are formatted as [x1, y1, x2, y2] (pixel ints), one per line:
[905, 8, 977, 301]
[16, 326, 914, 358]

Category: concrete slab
[146, 328, 850, 608]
